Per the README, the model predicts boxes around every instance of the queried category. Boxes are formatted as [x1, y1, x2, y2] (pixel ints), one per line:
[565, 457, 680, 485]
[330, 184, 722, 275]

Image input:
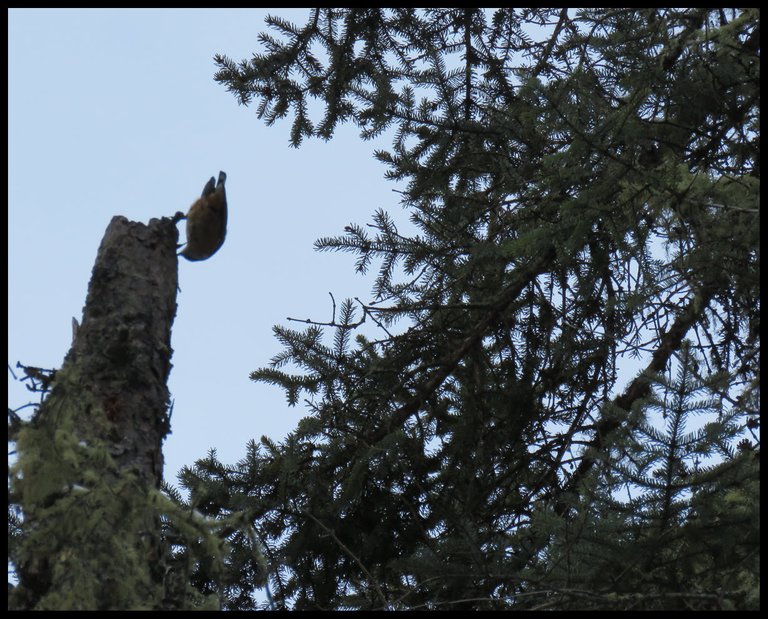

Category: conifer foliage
[184, 9, 757, 609]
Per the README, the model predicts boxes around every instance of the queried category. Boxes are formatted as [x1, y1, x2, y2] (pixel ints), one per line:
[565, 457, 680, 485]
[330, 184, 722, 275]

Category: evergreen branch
[531, 8, 569, 79]
[300, 509, 389, 609]
[555, 284, 716, 512]
[369, 246, 556, 444]
[463, 9, 473, 122]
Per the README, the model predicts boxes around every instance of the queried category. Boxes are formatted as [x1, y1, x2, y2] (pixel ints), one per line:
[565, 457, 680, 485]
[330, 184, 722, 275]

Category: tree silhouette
[178, 8, 759, 610]
[201, 9, 758, 610]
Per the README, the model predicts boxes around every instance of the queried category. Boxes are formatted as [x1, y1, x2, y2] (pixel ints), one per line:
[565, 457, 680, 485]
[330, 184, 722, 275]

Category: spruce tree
[176, 8, 759, 610]
[178, 8, 758, 610]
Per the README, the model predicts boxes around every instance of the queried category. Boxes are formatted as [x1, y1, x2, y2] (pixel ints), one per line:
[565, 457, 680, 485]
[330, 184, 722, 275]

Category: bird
[179, 171, 227, 261]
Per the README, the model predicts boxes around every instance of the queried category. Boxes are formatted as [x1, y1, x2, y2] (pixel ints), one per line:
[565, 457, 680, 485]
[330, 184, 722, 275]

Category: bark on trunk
[10, 214, 181, 609]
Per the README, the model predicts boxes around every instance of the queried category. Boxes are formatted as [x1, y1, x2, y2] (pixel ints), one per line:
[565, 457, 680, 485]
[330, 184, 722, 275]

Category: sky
[8, 8, 405, 485]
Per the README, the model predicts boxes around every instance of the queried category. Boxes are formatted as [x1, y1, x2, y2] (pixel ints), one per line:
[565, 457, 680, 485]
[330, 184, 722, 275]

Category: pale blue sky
[8, 8, 403, 483]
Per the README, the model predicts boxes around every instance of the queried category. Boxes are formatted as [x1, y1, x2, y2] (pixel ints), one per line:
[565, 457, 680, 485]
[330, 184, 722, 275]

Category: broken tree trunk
[10, 215, 181, 610]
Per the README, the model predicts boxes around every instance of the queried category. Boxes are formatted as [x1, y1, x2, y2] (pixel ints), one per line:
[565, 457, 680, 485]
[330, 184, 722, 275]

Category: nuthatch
[179, 171, 227, 261]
